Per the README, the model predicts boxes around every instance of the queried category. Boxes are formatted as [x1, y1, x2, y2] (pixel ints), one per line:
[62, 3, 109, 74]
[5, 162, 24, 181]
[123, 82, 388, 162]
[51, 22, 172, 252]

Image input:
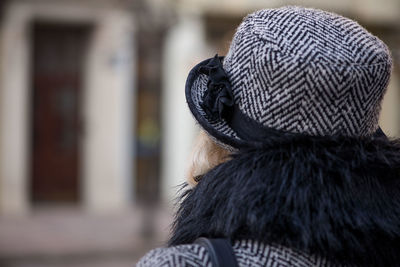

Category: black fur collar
[169, 133, 400, 266]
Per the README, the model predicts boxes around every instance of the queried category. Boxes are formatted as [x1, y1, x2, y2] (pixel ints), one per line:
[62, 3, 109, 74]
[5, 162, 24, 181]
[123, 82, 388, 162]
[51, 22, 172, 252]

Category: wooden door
[31, 23, 90, 204]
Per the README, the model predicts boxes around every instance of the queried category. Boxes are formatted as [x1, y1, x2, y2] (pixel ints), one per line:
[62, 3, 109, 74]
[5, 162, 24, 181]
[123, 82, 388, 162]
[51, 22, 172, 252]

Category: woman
[138, 6, 400, 267]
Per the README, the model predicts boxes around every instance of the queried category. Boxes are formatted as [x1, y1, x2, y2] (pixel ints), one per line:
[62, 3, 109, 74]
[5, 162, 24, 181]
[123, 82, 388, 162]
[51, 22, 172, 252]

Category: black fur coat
[169, 132, 400, 267]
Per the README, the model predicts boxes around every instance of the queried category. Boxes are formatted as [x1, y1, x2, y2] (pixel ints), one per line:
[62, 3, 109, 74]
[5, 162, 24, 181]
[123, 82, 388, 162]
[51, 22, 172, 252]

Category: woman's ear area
[186, 130, 231, 187]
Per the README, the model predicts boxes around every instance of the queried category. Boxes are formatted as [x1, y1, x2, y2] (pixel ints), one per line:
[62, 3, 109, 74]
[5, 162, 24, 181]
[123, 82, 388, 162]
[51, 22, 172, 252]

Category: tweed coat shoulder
[137, 240, 342, 267]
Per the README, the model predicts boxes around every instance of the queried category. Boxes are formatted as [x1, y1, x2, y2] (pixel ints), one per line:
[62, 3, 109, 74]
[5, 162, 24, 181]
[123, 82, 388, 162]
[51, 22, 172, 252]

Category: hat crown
[223, 6, 392, 137]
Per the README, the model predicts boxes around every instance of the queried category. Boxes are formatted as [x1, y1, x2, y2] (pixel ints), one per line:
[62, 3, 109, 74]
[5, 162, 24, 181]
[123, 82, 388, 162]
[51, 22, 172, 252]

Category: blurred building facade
[0, 0, 399, 216]
[0, 0, 137, 214]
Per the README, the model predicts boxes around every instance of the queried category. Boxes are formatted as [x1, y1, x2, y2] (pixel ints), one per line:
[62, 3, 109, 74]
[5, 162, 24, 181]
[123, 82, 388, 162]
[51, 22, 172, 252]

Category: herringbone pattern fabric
[137, 240, 345, 266]
[137, 244, 212, 267]
[189, 6, 392, 142]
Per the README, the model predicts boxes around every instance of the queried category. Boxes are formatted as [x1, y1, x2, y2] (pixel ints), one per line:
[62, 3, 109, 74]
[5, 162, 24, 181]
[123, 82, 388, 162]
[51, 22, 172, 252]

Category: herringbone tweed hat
[185, 6, 392, 148]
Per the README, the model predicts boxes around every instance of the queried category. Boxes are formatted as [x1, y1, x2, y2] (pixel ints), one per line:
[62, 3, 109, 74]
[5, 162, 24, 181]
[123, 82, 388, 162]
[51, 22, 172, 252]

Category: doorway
[30, 22, 90, 204]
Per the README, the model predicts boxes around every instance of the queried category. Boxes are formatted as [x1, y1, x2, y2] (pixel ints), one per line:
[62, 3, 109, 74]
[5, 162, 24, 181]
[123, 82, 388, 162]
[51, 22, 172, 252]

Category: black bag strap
[194, 237, 239, 267]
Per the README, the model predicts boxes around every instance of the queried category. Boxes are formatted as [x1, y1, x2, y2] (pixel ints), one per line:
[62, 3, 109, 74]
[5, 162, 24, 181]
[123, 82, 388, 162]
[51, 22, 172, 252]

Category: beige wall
[380, 69, 400, 137]
[179, 0, 400, 24]
[161, 13, 209, 203]
[0, 17, 2, 210]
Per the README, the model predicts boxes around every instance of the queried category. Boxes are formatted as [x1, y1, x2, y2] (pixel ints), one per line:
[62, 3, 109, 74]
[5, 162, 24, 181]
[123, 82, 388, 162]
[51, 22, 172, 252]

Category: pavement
[0, 205, 173, 267]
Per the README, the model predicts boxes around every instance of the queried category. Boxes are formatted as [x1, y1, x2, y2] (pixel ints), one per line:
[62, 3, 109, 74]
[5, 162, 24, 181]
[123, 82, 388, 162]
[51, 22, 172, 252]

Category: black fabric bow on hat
[199, 54, 234, 122]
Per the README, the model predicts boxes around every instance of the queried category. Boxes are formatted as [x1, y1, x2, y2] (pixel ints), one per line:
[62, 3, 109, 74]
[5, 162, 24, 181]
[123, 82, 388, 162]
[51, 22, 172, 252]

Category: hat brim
[185, 57, 247, 149]
[186, 57, 389, 150]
